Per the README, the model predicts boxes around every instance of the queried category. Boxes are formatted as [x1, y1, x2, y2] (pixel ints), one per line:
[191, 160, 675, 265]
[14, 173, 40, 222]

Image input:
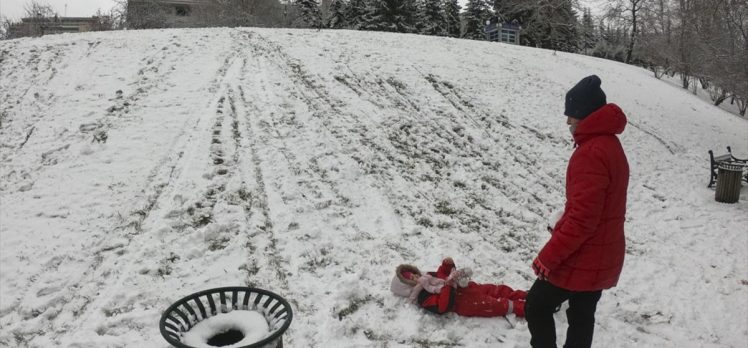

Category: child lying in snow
[390, 257, 527, 317]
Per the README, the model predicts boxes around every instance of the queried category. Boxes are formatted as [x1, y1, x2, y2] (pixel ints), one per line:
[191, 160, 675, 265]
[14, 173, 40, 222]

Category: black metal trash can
[160, 287, 293, 348]
[715, 163, 743, 203]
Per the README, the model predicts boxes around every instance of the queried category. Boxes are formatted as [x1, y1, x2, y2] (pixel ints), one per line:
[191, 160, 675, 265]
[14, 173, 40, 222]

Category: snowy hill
[1, 28, 747, 347]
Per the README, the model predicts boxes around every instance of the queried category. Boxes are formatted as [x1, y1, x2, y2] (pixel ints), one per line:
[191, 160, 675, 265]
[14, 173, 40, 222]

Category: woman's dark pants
[525, 279, 602, 348]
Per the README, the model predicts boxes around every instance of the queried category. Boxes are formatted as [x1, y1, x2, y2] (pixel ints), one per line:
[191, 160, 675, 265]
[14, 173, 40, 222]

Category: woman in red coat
[390, 258, 527, 317]
[526, 75, 629, 348]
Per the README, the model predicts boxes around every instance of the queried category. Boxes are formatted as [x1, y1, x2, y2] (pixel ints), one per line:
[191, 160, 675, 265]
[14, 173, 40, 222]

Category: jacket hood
[573, 103, 627, 144]
[390, 264, 421, 298]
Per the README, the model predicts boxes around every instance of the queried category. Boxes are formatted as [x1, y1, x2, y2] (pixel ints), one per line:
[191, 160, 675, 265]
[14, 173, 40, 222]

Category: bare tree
[0, 14, 10, 39]
[23, 0, 56, 18]
[111, 0, 130, 29]
[638, 0, 674, 77]
[91, 9, 116, 31]
[607, 0, 746, 116]
[10, 0, 58, 37]
[604, 0, 650, 64]
[0, 17, 9, 40]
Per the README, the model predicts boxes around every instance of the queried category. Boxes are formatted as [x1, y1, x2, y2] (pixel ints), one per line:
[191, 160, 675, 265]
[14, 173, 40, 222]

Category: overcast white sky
[1, 0, 119, 19]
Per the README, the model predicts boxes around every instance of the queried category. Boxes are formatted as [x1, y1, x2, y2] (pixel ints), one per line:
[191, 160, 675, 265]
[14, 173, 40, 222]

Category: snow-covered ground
[1, 28, 746, 347]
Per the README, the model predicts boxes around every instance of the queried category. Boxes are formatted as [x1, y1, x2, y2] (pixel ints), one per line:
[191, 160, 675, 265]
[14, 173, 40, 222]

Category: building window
[487, 30, 499, 41]
[175, 5, 191, 16]
[501, 29, 516, 43]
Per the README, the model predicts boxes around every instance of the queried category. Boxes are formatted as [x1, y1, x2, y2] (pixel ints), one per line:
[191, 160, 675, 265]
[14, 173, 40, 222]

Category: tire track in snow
[1, 37, 196, 197]
[0, 38, 205, 345]
[397, 77, 545, 254]
[80, 36, 198, 150]
[234, 85, 291, 290]
[60, 48, 255, 342]
[240, 31, 519, 344]
[2, 112, 193, 346]
[237, 32, 410, 342]
[627, 119, 684, 155]
[2, 36, 248, 346]
[244, 36, 486, 294]
[217, 31, 294, 298]
[245, 33, 423, 241]
[370, 69, 557, 253]
[0, 43, 70, 193]
[241, 38, 544, 344]
[257, 33, 543, 260]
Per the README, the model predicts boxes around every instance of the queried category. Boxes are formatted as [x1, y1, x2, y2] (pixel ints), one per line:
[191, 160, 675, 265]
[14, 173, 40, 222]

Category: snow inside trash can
[160, 287, 293, 348]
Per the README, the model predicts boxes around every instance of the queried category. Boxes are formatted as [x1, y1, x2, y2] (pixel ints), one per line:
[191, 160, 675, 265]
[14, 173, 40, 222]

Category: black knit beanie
[564, 75, 607, 120]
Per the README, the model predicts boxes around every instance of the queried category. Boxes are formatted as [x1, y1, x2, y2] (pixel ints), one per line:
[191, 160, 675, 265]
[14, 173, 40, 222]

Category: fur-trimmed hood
[390, 264, 421, 297]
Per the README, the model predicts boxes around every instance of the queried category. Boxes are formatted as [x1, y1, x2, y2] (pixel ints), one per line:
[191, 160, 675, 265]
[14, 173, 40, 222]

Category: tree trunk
[738, 99, 747, 117]
[625, 0, 640, 64]
[709, 87, 727, 106]
[680, 72, 689, 89]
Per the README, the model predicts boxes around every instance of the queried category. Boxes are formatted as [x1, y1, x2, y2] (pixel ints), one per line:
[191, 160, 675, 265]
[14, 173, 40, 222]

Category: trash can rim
[718, 163, 745, 171]
[159, 286, 293, 348]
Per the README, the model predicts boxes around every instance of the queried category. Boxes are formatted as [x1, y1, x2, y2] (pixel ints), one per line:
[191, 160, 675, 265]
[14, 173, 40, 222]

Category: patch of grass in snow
[207, 235, 231, 251]
[0, 110, 7, 129]
[187, 184, 225, 227]
[227, 187, 254, 210]
[360, 329, 459, 347]
[192, 211, 213, 228]
[385, 241, 415, 259]
[239, 262, 260, 276]
[435, 200, 460, 215]
[103, 303, 135, 318]
[416, 217, 434, 228]
[299, 247, 334, 272]
[409, 338, 460, 347]
[336, 294, 382, 321]
[11, 330, 41, 347]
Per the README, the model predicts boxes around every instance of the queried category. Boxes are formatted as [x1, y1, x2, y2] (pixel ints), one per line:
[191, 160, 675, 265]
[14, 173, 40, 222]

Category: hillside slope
[1, 28, 747, 347]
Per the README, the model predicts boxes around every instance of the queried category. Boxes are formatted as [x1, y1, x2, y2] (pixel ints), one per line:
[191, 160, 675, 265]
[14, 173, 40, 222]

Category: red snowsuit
[535, 103, 630, 291]
[416, 260, 527, 317]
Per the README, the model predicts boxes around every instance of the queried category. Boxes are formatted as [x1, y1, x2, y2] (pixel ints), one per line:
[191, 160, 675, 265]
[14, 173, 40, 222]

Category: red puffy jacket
[417, 261, 456, 314]
[416, 260, 526, 317]
[536, 103, 629, 291]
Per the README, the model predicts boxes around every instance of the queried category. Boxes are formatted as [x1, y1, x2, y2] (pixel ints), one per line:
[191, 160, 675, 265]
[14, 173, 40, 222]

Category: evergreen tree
[443, 0, 461, 38]
[491, 0, 508, 20]
[550, 0, 578, 52]
[501, 0, 577, 51]
[412, 0, 427, 34]
[580, 7, 595, 54]
[295, 0, 323, 28]
[345, 0, 368, 29]
[462, 0, 489, 40]
[361, 0, 416, 33]
[592, 23, 626, 61]
[402, 0, 421, 33]
[420, 0, 445, 36]
[327, 0, 347, 28]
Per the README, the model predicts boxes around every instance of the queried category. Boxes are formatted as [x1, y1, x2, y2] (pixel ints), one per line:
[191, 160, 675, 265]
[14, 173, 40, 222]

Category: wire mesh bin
[160, 287, 293, 348]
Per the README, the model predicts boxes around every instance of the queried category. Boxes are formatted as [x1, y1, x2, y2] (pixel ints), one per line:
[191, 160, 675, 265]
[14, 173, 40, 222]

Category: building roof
[21, 16, 100, 23]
